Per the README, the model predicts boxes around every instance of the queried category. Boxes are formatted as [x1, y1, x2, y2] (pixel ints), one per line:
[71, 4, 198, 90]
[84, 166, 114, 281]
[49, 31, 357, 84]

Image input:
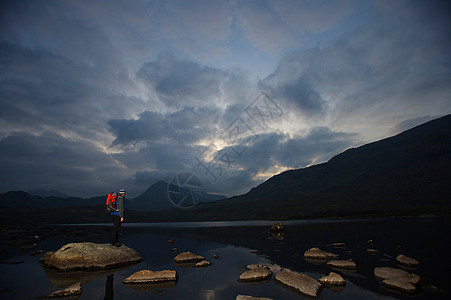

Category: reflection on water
[1, 217, 450, 299]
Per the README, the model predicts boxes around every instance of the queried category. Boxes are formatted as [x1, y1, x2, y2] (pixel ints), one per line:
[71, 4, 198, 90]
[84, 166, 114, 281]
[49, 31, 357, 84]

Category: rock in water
[367, 248, 379, 255]
[396, 254, 420, 267]
[174, 251, 205, 263]
[326, 259, 357, 270]
[319, 272, 346, 286]
[304, 247, 338, 259]
[236, 295, 274, 300]
[123, 270, 178, 283]
[40, 242, 142, 271]
[374, 267, 420, 294]
[274, 270, 321, 297]
[238, 266, 273, 282]
[39, 282, 82, 298]
[269, 222, 284, 233]
[195, 260, 212, 268]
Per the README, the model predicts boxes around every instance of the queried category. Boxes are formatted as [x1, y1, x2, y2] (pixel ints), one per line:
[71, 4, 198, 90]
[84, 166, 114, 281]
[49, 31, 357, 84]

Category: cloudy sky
[1, 0, 450, 198]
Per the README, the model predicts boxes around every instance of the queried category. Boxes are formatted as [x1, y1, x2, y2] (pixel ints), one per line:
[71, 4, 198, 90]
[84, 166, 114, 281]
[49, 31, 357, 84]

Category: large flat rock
[40, 242, 143, 271]
[275, 270, 322, 297]
[326, 259, 357, 270]
[374, 267, 420, 294]
[123, 270, 178, 284]
[304, 247, 338, 260]
[174, 251, 205, 263]
[238, 266, 273, 282]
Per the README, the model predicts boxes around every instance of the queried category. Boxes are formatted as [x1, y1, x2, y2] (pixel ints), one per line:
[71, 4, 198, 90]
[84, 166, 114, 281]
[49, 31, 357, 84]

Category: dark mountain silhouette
[128, 180, 226, 212]
[0, 191, 104, 208]
[28, 189, 68, 198]
[1, 114, 450, 223]
[129, 114, 451, 221]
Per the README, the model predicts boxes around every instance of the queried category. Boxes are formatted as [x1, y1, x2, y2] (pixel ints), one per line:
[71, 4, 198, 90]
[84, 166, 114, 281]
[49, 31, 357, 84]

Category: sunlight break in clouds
[0, 0, 450, 197]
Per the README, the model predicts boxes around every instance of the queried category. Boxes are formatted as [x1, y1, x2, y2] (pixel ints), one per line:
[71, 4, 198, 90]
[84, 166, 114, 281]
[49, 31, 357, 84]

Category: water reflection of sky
[1, 218, 449, 299]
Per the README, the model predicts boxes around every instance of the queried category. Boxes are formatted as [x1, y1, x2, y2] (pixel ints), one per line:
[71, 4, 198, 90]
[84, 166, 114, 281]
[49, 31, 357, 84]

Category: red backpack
[105, 192, 118, 213]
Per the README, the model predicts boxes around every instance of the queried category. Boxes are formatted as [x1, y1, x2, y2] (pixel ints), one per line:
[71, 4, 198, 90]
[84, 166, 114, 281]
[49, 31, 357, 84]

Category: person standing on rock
[110, 188, 126, 247]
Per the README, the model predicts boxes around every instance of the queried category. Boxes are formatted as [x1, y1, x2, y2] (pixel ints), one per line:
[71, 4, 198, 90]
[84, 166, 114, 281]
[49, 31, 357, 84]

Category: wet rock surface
[367, 248, 379, 255]
[40, 242, 143, 271]
[374, 267, 420, 294]
[319, 272, 346, 286]
[173, 251, 205, 263]
[195, 260, 211, 267]
[238, 265, 273, 282]
[304, 247, 338, 259]
[123, 270, 178, 284]
[274, 270, 321, 297]
[39, 282, 82, 298]
[396, 254, 420, 267]
[326, 259, 357, 270]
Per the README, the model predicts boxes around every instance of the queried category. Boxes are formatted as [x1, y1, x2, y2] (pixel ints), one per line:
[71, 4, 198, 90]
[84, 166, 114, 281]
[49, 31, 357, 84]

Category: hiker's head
[119, 188, 126, 196]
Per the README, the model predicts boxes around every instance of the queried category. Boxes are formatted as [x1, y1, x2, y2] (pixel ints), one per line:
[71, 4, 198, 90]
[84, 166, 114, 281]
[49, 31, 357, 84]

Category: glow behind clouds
[0, 0, 450, 198]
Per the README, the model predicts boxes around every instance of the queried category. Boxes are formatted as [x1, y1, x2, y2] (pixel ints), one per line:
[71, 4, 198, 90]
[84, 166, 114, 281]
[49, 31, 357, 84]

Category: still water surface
[1, 217, 449, 299]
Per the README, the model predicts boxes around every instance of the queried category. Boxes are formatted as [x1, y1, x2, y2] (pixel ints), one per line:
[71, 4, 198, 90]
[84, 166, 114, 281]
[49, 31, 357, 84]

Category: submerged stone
[39, 282, 82, 298]
[367, 248, 379, 255]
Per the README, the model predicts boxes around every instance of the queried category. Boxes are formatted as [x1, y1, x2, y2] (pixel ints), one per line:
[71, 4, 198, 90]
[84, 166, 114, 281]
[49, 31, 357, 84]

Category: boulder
[236, 295, 274, 300]
[326, 259, 357, 270]
[123, 270, 178, 284]
[40, 242, 142, 271]
[174, 251, 205, 263]
[304, 247, 338, 260]
[374, 267, 420, 294]
[274, 270, 321, 297]
[39, 282, 82, 298]
[396, 254, 420, 267]
[238, 266, 272, 282]
[319, 272, 346, 286]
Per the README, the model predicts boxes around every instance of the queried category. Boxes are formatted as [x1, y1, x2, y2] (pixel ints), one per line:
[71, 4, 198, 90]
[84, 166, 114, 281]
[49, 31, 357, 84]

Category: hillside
[1, 115, 450, 223]
[130, 114, 451, 221]
[128, 180, 226, 212]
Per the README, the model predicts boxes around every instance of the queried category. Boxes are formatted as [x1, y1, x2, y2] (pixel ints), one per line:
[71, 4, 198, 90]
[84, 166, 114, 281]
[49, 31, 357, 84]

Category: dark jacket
[117, 194, 125, 219]
[111, 194, 125, 219]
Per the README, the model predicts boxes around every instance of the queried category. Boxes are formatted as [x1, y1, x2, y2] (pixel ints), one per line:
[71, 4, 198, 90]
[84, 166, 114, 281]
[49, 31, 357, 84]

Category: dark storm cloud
[137, 54, 228, 107]
[0, 132, 125, 197]
[261, 0, 451, 125]
[230, 127, 356, 173]
[108, 106, 221, 147]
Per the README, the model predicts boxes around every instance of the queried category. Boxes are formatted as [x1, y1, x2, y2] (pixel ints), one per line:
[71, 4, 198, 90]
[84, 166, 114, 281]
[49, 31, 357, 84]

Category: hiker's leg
[111, 215, 121, 244]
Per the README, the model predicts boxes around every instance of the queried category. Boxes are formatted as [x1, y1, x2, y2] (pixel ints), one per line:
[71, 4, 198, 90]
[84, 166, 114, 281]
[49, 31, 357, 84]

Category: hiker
[108, 188, 126, 247]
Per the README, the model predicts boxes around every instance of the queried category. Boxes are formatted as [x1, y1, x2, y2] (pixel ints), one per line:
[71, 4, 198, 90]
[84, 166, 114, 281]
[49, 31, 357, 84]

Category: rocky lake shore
[1, 217, 450, 299]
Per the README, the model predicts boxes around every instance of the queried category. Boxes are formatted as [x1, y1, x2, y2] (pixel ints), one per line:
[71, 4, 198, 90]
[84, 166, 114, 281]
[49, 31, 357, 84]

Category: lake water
[1, 217, 450, 299]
